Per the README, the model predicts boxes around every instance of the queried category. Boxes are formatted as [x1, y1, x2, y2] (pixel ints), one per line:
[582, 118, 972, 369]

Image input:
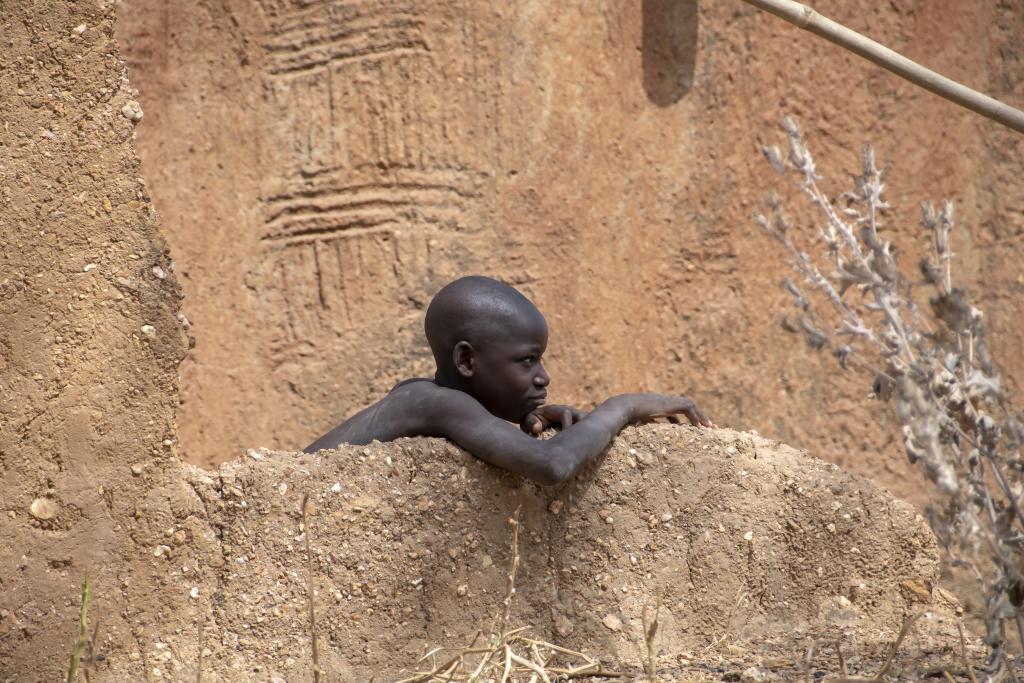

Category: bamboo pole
[739, 0, 1024, 134]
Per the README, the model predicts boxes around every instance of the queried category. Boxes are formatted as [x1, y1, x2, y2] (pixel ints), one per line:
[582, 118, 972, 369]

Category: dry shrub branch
[757, 117, 1024, 670]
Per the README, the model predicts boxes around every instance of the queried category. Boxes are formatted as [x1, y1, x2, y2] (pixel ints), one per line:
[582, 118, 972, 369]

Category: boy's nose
[534, 364, 550, 387]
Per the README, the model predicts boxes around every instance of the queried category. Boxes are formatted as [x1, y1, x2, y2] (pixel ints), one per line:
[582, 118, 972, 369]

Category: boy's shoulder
[384, 377, 488, 419]
[391, 377, 437, 392]
[387, 377, 462, 404]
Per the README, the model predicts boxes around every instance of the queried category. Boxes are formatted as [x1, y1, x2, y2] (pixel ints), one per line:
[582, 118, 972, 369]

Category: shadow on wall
[643, 0, 698, 106]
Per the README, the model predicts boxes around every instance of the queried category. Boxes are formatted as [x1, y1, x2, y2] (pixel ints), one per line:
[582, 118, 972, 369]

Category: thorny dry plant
[391, 507, 625, 683]
[758, 117, 1024, 674]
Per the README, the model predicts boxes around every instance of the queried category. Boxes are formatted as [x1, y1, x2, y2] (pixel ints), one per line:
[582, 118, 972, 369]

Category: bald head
[425, 276, 545, 362]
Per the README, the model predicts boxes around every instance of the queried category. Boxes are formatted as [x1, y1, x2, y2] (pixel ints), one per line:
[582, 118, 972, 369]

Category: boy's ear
[453, 341, 475, 378]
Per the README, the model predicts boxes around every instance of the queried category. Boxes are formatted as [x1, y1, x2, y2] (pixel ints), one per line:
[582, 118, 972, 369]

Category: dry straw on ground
[390, 508, 626, 683]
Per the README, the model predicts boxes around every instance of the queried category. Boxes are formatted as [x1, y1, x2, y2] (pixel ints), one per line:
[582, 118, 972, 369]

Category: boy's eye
[520, 356, 536, 365]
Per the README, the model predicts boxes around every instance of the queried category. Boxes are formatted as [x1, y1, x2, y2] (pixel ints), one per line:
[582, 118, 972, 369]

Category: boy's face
[467, 309, 550, 423]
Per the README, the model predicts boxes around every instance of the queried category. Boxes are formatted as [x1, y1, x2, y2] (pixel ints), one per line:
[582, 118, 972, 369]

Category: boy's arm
[419, 388, 709, 485]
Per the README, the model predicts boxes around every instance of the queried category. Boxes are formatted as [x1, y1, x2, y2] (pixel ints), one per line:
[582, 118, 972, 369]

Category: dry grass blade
[196, 615, 205, 683]
[83, 615, 100, 683]
[703, 588, 749, 652]
[836, 640, 847, 678]
[956, 620, 979, 683]
[301, 494, 321, 683]
[554, 667, 625, 680]
[803, 640, 816, 683]
[509, 651, 552, 683]
[872, 612, 921, 681]
[390, 507, 624, 683]
[499, 506, 522, 636]
[642, 599, 660, 682]
[66, 578, 92, 683]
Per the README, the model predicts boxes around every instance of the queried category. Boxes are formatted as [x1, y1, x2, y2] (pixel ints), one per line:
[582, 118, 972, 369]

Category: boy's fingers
[561, 408, 573, 429]
[521, 414, 541, 434]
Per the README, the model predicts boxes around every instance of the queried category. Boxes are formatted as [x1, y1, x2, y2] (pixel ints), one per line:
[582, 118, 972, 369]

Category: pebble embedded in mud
[553, 612, 574, 636]
[120, 100, 143, 123]
[741, 666, 774, 682]
[601, 614, 622, 631]
[140, 324, 155, 337]
[29, 498, 57, 520]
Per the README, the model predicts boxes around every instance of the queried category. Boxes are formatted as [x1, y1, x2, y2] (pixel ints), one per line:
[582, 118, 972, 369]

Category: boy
[304, 276, 713, 484]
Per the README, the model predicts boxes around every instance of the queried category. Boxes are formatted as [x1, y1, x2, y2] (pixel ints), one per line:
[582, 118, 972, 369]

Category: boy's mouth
[525, 392, 547, 406]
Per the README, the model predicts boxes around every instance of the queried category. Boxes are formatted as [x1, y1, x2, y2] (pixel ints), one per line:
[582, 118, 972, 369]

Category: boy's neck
[434, 367, 469, 392]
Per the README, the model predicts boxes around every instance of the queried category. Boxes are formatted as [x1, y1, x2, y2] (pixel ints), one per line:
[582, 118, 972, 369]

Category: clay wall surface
[0, 2, 1007, 680]
[116, 0, 1024, 509]
[0, 1, 196, 679]
[130, 426, 967, 680]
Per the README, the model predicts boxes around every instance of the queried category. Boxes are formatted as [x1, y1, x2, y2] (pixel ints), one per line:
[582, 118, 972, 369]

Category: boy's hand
[622, 393, 716, 428]
[521, 404, 588, 435]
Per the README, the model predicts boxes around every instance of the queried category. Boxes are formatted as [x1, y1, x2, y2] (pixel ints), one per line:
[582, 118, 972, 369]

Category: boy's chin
[516, 403, 544, 423]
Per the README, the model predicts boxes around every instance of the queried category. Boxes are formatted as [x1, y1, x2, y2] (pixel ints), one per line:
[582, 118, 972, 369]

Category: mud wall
[132, 426, 967, 680]
[0, 2, 198, 679]
[0, 3, 997, 680]
[115, 1, 1024, 508]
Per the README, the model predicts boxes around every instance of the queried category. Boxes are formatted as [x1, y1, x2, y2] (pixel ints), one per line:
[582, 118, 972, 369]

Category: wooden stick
[739, 0, 1024, 133]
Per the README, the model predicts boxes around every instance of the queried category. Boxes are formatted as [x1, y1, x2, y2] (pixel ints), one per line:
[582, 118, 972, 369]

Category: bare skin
[304, 276, 714, 485]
